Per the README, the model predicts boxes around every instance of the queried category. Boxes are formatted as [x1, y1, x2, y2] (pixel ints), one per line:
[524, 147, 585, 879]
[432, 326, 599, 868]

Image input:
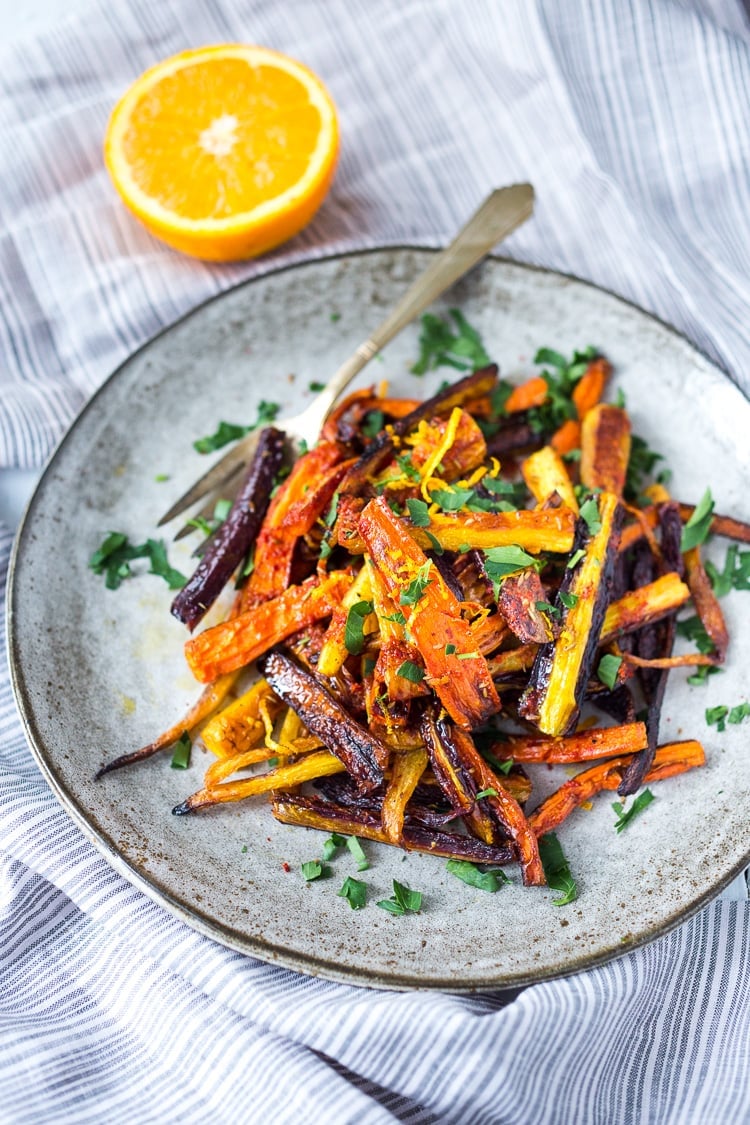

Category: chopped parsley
[395, 453, 421, 482]
[396, 660, 425, 683]
[424, 531, 445, 555]
[361, 409, 385, 439]
[376, 880, 422, 916]
[431, 486, 474, 511]
[301, 860, 330, 881]
[346, 836, 370, 872]
[411, 309, 491, 375]
[729, 702, 750, 725]
[338, 876, 367, 910]
[308, 381, 326, 392]
[579, 496, 602, 537]
[597, 653, 623, 691]
[321, 834, 347, 862]
[680, 489, 715, 553]
[624, 435, 665, 503]
[527, 345, 597, 435]
[381, 611, 407, 626]
[706, 705, 730, 732]
[193, 400, 280, 453]
[344, 600, 374, 657]
[481, 476, 527, 504]
[535, 600, 561, 620]
[676, 615, 722, 685]
[612, 789, 655, 832]
[89, 533, 186, 591]
[475, 787, 498, 800]
[538, 832, 578, 906]
[446, 859, 509, 892]
[705, 544, 750, 595]
[406, 498, 431, 527]
[210, 498, 230, 523]
[400, 561, 433, 606]
[567, 548, 586, 569]
[559, 591, 579, 609]
[445, 643, 457, 655]
[170, 732, 191, 770]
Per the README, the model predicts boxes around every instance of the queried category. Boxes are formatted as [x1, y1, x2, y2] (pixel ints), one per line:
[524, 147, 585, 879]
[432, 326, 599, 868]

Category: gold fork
[159, 183, 534, 535]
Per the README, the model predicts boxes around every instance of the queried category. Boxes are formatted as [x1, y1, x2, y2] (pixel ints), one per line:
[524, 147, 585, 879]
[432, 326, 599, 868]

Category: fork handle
[311, 183, 534, 420]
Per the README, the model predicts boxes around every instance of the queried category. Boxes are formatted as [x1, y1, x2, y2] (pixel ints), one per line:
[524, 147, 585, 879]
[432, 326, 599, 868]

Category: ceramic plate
[8, 249, 750, 991]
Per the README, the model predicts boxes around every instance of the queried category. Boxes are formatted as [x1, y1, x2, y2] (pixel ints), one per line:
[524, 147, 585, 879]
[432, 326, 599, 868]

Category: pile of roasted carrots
[99, 348, 750, 890]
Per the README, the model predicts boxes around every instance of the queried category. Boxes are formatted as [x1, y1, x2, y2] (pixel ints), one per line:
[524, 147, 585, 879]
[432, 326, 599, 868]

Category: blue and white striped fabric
[2, 0, 750, 1120]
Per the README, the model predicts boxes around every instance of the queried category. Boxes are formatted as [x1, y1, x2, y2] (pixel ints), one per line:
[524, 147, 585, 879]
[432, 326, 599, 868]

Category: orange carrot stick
[186, 571, 351, 683]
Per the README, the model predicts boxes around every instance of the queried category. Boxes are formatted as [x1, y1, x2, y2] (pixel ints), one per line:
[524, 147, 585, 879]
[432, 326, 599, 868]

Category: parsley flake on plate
[538, 833, 578, 906]
[338, 876, 367, 910]
[612, 789, 655, 832]
[193, 400, 280, 454]
[446, 859, 509, 893]
[376, 880, 422, 916]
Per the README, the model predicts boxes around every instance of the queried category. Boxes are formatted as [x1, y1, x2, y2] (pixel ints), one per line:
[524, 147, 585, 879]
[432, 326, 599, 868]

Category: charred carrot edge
[580, 405, 631, 498]
[505, 375, 548, 413]
[322, 388, 424, 444]
[185, 571, 351, 683]
[420, 710, 499, 847]
[528, 740, 705, 836]
[381, 747, 429, 843]
[468, 611, 509, 656]
[684, 546, 729, 661]
[488, 643, 540, 678]
[270, 794, 516, 864]
[434, 717, 545, 886]
[173, 750, 346, 814]
[618, 508, 683, 797]
[339, 365, 499, 497]
[261, 647, 388, 786]
[496, 568, 554, 645]
[359, 497, 500, 730]
[521, 491, 623, 736]
[505, 721, 648, 763]
[171, 427, 286, 630]
[600, 573, 691, 643]
[320, 387, 379, 443]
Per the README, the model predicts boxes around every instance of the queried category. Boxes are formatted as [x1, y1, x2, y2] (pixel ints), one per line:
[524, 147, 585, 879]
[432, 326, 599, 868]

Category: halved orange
[104, 45, 339, 261]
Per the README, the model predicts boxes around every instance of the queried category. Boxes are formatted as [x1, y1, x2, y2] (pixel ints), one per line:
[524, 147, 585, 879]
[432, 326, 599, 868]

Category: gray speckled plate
[8, 249, 750, 991]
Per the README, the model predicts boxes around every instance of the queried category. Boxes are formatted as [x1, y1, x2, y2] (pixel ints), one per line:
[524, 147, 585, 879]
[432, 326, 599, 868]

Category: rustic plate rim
[7, 244, 748, 992]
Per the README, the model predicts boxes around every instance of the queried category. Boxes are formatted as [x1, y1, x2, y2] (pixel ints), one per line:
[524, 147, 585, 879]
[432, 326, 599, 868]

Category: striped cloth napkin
[2, 0, 750, 1120]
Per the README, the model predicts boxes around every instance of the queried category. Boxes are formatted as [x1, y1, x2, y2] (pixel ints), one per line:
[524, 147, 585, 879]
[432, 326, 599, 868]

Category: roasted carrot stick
[528, 740, 705, 836]
[505, 722, 648, 763]
[185, 571, 351, 682]
[358, 497, 500, 729]
[505, 375, 548, 413]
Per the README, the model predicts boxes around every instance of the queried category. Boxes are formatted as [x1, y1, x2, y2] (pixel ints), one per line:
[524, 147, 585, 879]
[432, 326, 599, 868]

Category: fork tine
[157, 428, 264, 525]
[174, 470, 245, 546]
